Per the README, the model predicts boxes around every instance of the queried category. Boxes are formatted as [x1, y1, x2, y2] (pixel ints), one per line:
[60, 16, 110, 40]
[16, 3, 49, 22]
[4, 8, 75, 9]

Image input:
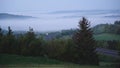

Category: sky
[0, 0, 120, 12]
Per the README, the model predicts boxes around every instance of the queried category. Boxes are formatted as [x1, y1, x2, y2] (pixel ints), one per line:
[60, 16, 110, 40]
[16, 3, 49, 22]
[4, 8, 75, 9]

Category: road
[96, 48, 120, 59]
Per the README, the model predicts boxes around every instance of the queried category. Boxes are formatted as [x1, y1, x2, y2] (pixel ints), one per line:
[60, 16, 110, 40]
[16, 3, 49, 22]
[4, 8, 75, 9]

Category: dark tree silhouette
[7, 26, 13, 36]
[1, 26, 16, 54]
[0, 27, 3, 37]
[114, 21, 120, 25]
[73, 17, 99, 65]
[0, 27, 3, 53]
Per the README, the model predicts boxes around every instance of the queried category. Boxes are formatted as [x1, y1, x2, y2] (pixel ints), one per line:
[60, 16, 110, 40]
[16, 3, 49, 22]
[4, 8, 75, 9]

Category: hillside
[92, 22, 120, 35]
[39, 22, 120, 40]
[0, 13, 35, 20]
[94, 33, 120, 41]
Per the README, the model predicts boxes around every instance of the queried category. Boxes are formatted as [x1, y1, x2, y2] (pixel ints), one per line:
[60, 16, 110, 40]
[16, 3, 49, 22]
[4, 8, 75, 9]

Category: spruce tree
[2, 26, 15, 54]
[7, 26, 13, 36]
[0, 27, 3, 42]
[73, 17, 99, 65]
[0, 27, 3, 37]
[0, 27, 3, 53]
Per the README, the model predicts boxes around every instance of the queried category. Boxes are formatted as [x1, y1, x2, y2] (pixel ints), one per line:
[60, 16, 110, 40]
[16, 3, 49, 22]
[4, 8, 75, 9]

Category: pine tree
[26, 27, 35, 42]
[0, 27, 3, 53]
[0, 27, 3, 37]
[2, 26, 15, 53]
[7, 26, 13, 36]
[73, 17, 99, 65]
[21, 27, 36, 55]
[0, 26, 3, 42]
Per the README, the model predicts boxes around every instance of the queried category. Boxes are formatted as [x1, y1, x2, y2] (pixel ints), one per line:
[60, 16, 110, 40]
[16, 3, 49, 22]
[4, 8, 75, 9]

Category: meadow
[0, 54, 118, 68]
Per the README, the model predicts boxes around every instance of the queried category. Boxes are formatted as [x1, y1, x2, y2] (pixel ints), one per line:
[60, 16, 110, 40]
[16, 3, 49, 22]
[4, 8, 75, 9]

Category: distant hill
[92, 22, 120, 35]
[36, 22, 120, 40]
[46, 22, 120, 40]
[94, 33, 120, 41]
[104, 15, 120, 18]
[0, 13, 36, 20]
[49, 10, 120, 15]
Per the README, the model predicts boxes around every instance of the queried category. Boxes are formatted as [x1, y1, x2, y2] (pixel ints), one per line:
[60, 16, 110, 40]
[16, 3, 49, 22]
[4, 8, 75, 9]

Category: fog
[0, 10, 120, 32]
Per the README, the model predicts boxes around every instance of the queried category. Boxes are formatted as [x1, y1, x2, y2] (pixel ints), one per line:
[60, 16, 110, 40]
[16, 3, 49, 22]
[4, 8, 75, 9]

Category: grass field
[0, 54, 118, 68]
[0, 54, 64, 65]
[94, 33, 120, 41]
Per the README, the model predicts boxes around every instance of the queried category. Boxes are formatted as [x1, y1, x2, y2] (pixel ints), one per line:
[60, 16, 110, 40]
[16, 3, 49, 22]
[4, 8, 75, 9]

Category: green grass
[94, 33, 120, 41]
[0, 54, 118, 68]
[0, 54, 63, 65]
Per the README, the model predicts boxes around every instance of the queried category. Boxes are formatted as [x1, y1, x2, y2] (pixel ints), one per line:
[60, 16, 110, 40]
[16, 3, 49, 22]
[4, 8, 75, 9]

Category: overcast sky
[0, 0, 120, 12]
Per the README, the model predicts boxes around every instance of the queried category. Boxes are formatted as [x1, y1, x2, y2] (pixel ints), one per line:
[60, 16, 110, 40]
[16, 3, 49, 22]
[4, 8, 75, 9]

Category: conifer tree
[0, 27, 3, 37]
[0, 27, 3, 53]
[7, 26, 13, 36]
[2, 26, 15, 53]
[73, 17, 99, 65]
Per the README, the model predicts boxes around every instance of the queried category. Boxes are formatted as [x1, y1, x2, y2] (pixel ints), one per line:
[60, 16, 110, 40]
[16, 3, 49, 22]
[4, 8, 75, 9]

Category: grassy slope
[0, 54, 64, 65]
[0, 54, 117, 68]
[94, 33, 120, 41]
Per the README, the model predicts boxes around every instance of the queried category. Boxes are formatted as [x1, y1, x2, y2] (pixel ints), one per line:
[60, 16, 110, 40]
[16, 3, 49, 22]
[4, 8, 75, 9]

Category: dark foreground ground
[0, 54, 120, 68]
